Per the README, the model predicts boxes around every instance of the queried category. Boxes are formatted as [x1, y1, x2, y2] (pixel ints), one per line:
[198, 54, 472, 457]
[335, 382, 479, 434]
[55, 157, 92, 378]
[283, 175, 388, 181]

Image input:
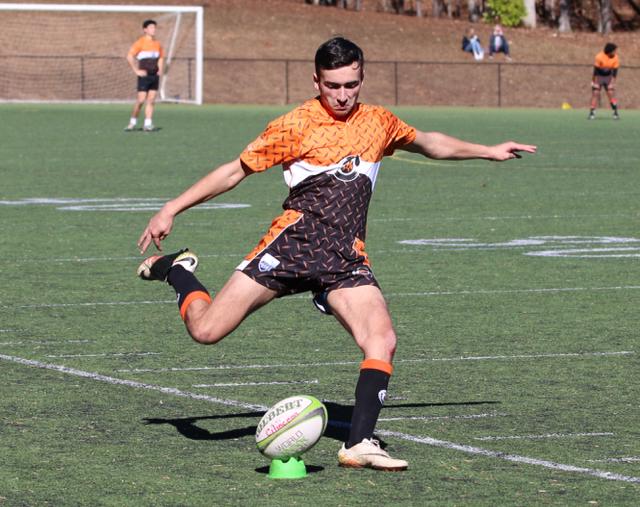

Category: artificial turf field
[1, 104, 639, 506]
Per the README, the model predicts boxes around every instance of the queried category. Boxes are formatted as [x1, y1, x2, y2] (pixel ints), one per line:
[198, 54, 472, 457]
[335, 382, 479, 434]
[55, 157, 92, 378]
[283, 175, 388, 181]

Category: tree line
[305, 0, 640, 33]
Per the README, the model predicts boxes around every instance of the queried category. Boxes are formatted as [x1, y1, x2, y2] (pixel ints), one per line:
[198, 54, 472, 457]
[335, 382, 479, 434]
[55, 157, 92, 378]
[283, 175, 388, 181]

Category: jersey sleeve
[128, 39, 141, 57]
[381, 110, 417, 157]
[240, 113, 304, 172]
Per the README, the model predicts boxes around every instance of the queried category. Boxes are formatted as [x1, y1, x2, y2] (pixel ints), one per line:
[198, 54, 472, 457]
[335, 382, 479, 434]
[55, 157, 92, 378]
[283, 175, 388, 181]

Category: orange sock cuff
[179, 291, 211, 321]
[360, 358, 393, 375]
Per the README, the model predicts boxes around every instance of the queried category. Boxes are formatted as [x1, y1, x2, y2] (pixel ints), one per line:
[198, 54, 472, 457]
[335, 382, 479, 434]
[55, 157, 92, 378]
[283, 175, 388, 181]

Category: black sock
[167, 266, 210, 316]
[347, 367, 390, 448]
[611, 102, 618, 112]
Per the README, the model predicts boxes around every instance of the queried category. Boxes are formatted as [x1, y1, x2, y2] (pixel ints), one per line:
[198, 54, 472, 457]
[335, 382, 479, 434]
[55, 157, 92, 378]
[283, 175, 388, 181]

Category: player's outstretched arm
[403, 131, 537, 161]
[137, 158, 252, 253]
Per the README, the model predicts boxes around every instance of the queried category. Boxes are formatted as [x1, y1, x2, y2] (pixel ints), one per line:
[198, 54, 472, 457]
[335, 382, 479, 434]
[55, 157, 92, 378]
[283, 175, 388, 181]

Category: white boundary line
[0, 353, 266, 412]
[193, 379, 319, 388]
[378, 430, 640, 484]
[45, 352, 160, 358]
[590, 457, 640, 464]
[0, 339, 91, 346]
[379, 412, 506, 422]
[474, 432, 614, 441]
[1, 353, 638, 484]
[5, 285, 640, 310]
[115, 351, 634, 373]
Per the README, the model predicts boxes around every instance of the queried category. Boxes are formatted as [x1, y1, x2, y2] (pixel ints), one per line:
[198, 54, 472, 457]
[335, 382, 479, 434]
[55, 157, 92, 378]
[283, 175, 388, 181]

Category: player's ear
[313, 73, 320, 92]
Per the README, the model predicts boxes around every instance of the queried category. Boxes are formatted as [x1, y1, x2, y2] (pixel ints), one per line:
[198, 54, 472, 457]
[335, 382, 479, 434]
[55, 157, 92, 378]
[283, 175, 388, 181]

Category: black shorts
[594, 75, 613, 90]
[236, 210, 379, 297]
[137, 74, 159, 92]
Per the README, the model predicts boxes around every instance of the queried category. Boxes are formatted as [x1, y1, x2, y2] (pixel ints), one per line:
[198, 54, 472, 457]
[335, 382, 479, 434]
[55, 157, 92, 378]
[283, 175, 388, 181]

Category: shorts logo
[351, 267, 371, 277]
[258, 253, 280, 272]
[378, 389, 387, 405]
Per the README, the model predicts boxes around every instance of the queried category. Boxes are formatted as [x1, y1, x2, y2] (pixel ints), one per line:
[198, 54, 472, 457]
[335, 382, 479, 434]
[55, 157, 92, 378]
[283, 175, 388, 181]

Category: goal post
[0, 3, 204, 104]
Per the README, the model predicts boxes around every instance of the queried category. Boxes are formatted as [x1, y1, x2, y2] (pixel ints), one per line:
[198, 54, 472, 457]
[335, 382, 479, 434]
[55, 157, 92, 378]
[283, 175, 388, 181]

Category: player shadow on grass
[142, 399, 500, 446]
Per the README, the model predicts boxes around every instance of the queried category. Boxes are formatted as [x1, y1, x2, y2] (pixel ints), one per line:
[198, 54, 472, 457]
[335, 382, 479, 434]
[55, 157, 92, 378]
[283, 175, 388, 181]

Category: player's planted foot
[124, 123, 136, 131]
[338, 438, 408, 471]
[613, 112, 620, 120]
[588, 112, 595, 120]
[143, 124, 156, 132]
[137, 249, 198, 281]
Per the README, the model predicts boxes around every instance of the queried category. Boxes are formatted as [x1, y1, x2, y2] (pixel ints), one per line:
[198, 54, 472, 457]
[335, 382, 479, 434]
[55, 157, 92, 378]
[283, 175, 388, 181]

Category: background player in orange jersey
[136, 37, 536, 471]
[125, 19, 164, 131]
[589, 42, 620, 120]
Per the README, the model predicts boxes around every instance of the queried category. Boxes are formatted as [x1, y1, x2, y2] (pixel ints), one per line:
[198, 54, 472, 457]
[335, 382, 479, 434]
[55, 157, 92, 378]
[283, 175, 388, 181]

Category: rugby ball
[256, 395, 328, 459]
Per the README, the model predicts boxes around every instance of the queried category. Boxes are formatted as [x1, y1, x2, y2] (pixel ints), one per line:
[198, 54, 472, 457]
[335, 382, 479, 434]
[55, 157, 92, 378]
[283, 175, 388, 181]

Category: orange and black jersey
[128, 36, 164, 75]
[240, 98, 416, 241]
[593, 50, 619, 77]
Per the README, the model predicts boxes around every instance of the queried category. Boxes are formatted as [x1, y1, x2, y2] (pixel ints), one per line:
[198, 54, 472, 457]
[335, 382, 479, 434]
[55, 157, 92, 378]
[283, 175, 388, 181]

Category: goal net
[0, 3, 203, 104]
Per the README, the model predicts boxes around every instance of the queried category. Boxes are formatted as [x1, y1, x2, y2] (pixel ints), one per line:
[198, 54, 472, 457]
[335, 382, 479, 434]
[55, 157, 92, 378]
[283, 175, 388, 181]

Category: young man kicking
[136, 37, 536, 471]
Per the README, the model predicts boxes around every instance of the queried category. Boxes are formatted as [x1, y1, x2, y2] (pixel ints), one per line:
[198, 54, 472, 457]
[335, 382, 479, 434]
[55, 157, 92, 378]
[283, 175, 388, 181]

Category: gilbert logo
[258, 253, 280, 272]
[378, 389, 387, 405]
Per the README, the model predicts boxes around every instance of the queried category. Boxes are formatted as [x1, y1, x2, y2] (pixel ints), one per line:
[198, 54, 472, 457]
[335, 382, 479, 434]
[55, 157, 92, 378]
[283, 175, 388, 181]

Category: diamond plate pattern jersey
[240, 97, 416, 240]
[237, 98, 417, 295]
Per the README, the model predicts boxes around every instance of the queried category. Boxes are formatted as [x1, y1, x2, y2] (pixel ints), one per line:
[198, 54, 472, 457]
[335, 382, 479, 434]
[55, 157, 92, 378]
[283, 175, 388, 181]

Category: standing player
[136, 37, 536, 471]
[125, 19, 164, 132]
[589, 42, 620, 120]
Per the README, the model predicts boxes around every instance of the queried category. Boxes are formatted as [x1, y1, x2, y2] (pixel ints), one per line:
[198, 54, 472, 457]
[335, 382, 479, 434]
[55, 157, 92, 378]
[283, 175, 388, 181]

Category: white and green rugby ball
[255, 395, 328, 459]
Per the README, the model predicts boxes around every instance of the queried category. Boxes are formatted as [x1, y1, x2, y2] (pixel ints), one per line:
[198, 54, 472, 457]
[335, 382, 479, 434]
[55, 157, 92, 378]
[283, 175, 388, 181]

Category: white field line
[475, 432, 614, 441]
[379, 412, 507, 422]
[193, 379, 319, 388]
[6, 284, 640, 310]
[45, 352, 160, 358]
[1, 353, 638, 484]
[378, 430, 640, 484]
[0, 339, 91, 346]
[116, 351, 634, 373]
[0, 353, 266, 412]
[589, 457, 640, 463]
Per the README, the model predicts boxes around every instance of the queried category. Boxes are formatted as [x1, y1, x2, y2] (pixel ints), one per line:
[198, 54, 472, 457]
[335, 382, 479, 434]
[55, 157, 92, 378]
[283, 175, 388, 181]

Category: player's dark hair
[143, 19, 157, 29]
[315, 37, 364, 77]
[604, 42, 617, 54]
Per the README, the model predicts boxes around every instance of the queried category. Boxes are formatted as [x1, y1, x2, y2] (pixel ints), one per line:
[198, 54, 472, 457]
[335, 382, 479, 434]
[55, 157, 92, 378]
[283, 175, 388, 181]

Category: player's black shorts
[137, 74, 160, 92]
[237, 209, 379, 297]
[594, 75, 613, 90]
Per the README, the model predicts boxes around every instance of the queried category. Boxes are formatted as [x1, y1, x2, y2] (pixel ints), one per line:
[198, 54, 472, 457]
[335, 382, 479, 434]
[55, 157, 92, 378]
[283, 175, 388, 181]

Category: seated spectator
[461, 28, 484, 61]
[489, 24, 511, 61]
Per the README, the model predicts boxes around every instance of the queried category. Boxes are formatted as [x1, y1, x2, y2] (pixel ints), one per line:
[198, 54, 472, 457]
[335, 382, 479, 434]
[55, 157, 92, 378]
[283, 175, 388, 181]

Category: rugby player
[589, 42, 620, 120]
[136, 37, 536, 471]
[125, 19, 164, 132]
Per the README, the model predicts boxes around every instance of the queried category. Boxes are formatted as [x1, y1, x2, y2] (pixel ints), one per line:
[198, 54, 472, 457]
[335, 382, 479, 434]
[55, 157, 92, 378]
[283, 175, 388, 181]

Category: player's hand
[137, 210, 174, 254]
[489, 142, 537, 161]
[136, 69, 147, 77]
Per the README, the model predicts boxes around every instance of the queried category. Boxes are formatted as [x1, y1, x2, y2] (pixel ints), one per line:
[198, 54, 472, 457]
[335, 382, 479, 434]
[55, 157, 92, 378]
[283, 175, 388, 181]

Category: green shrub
[483, 0, 527, 27]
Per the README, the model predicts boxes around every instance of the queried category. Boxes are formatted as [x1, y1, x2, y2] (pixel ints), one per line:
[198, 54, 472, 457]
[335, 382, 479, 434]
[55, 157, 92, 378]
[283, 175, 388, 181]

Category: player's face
[144, 24, 157, 37]
[314, 63, 363, 120]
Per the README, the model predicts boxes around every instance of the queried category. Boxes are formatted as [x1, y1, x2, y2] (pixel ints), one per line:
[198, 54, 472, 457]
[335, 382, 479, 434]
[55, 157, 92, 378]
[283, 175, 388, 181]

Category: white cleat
[338, 438, 408, 471]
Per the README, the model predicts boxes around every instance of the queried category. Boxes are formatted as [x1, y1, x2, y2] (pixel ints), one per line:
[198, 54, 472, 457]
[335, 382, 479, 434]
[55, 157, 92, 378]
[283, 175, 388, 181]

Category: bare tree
[523, 0, 537, 26]
[467, 0, 480, 21]
[543, 0, 557, 24]
[598, 0, 613, 33]
[447, 0, 461, 18]
[415, 0, 424, 17]
[558, 0, 572, 32]
[432, 0, 445, 17]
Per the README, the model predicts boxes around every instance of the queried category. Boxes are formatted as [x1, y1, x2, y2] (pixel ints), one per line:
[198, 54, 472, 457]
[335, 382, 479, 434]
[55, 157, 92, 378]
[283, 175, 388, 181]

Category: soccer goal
[0, 3, 203, 104]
